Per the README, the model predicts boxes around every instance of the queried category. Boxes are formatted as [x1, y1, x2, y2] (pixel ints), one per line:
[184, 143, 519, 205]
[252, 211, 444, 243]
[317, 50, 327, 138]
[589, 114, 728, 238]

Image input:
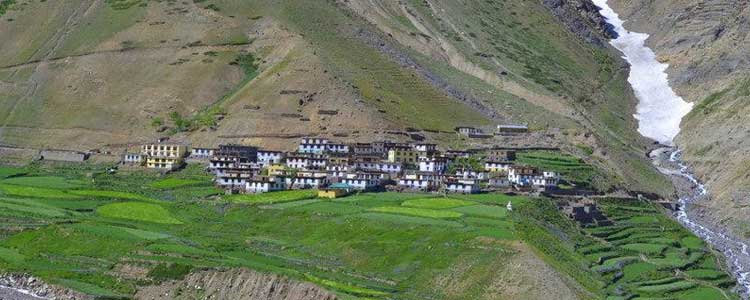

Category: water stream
[592, 0, 750, 297]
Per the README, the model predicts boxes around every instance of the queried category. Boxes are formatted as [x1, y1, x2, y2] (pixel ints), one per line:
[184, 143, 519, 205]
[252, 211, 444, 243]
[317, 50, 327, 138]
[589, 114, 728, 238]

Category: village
[118, 125, 562, 198]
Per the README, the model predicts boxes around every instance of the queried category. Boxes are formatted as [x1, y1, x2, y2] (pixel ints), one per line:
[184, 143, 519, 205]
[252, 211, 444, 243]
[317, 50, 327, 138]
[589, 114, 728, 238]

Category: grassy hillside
[0, 0, 672, 196]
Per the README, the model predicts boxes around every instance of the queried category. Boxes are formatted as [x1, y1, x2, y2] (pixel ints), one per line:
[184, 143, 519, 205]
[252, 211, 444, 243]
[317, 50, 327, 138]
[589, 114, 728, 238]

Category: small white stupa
[506, 201, 513, 211]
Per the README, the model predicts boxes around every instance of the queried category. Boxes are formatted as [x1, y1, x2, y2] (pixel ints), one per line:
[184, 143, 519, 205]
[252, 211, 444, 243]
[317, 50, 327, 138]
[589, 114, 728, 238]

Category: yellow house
[387, 147, 418, 164]
[317, 183, 353, 199]
[145, 157, 183, 170]
[141, 144, 187, 170]
[141, 144, 187, 158]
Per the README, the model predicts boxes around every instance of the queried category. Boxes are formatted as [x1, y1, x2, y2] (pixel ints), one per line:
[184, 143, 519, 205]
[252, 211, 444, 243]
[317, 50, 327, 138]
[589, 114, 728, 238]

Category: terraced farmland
[576, 198, 735, 300]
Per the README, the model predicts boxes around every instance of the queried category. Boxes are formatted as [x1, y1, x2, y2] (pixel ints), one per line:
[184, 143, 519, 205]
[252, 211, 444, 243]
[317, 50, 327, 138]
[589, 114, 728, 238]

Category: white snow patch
[592, 0, 693, 145]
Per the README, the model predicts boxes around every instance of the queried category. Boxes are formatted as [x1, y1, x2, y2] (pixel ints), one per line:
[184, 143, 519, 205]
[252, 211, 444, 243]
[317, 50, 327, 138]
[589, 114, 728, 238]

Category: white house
[298, 143, 327, 154]
[455, 126, 483, 136]
[445, 182, 480, 194]
[285, 156, 308, 169]
[356, 162, 402, 173]
[341, 178, 380, 191]
[257, 150, 284, 166]
[288, 175, 328, 189]
[122, 153, 143, 165]
[286, 155, 326, 170]
[531, 171, 559, 190]
[397, 178, 436, 191]
[299, 138, 345, 154]
[413, 143, 437, 153]
[325, 143, 349, 153]
[216, 171, 253, 189]
[508, 166, 539, 186]
[326, 165, 350, 179]
[245, 177, 286, 193]
[454, 169, 488, 180]
[190, 148, 215, 159]
[419, 158, 447, 173]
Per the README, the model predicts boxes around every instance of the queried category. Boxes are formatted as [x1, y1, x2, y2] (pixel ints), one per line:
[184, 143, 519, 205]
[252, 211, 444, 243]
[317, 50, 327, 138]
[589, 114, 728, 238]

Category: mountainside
[609, 0, 750, 237]
[0, 0, 672, 196]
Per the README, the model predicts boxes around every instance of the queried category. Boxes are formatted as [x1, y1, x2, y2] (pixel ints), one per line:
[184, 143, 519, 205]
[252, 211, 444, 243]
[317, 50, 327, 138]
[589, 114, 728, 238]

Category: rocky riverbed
[0, 274, 90, 300]
[0, 286, 47, 300]
[652, 147, 750, 298]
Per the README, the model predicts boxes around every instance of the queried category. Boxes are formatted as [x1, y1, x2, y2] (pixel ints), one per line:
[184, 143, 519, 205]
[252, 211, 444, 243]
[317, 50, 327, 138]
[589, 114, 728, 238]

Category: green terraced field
[575, 198, 735, 300]
[1, 176, 86, 189]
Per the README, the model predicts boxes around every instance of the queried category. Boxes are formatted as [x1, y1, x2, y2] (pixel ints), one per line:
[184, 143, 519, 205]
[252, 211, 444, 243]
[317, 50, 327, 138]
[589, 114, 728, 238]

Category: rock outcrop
[135, 269, 336, 300]
[542, 0, 616, 47]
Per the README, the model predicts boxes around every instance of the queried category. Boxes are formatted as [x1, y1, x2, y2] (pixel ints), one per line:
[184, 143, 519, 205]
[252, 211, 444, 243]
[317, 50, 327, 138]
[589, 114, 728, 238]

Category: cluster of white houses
[123, 138, 560, 195]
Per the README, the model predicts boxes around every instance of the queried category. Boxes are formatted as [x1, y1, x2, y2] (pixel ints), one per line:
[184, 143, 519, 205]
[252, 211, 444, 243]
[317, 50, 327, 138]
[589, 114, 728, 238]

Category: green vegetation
[233, 53, 259, 76]
[225, 190, 317, 204]
[0, 184, 80, 199]
[97, 202, 182, 224]
[0, 0, 15, 17]
[678, 287, 727, 300]
[453, 204, 508, 218]
[105, 0, 144, 10]
[369, 206, 464, 219]
[689, 87, 731, 117]
[401, 197, 475, 209]
[621, 243, 667, 255]
[685, 269, 728, 280]
[0, 166, 25, 178]
[68, 189, 155, 202]
[149, 178, 204, 189]
[447, 157, 482, 174]
[147, 263, 193, 282]
[2, 176, 85, 189]
[636, 281, 696, 293]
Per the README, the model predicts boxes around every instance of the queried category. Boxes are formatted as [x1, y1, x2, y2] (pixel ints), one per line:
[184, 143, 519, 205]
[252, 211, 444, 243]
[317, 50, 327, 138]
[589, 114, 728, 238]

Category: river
[592, 0, 750, 297]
